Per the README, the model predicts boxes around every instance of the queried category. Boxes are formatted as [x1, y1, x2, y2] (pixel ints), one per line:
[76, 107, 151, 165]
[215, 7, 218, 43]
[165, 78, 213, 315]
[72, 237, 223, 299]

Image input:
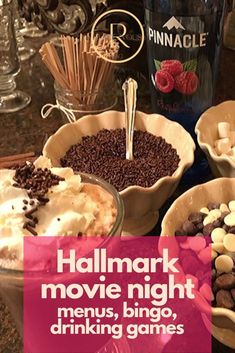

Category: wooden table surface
[0, 34, 235, 353]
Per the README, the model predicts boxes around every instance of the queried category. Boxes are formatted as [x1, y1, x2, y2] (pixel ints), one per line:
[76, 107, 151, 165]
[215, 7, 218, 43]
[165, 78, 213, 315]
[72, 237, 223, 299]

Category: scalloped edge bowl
[43, 110, 195, 235]
[161, 178, 235, 333]
[195, 100, 235, 178]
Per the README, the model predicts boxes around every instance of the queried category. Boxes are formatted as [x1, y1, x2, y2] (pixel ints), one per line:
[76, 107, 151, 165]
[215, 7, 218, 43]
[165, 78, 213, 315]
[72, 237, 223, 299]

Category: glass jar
[54, 81, 118, 121]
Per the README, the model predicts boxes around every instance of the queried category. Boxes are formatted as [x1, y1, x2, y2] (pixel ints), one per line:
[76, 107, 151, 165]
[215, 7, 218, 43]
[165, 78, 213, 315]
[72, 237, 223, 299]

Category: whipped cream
[0, 157, 117, 269]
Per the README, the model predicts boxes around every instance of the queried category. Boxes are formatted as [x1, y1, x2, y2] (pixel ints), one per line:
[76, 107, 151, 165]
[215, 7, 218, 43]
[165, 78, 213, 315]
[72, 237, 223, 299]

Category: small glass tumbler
[0, 0, 31, 113]
[54, 81, 118, 121]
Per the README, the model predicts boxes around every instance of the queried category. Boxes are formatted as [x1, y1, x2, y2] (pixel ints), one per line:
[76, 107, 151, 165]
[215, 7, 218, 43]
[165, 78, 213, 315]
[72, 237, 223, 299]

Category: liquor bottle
[144, 0, 226, 137]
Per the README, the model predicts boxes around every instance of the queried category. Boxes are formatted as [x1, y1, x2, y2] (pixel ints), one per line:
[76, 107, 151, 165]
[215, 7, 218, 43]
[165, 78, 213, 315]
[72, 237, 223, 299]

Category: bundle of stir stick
[40, 34, 119, 105]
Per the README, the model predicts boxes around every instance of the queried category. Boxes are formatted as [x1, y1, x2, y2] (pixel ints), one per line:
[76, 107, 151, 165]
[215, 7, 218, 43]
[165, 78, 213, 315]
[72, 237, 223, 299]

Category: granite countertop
[0, 36, 235, 353]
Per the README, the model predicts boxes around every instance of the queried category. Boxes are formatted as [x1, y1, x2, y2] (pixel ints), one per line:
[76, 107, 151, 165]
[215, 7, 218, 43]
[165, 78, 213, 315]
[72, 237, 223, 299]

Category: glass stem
[0, 75, 16, 94]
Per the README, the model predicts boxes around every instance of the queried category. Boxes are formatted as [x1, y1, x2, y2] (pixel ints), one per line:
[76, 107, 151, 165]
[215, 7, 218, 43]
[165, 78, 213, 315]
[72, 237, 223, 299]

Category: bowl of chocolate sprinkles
[161, 178, 235, 334]
[43, 110, 195, 235]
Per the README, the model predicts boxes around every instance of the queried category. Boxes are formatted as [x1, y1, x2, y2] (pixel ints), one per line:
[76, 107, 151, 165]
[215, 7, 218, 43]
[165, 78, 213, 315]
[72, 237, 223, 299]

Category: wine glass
[0, 0, 31, 112]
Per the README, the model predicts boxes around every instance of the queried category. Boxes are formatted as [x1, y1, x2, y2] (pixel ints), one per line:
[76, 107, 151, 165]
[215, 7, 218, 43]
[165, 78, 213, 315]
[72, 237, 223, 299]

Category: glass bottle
[144, 0, 226, 137]
[0, 0, 31, 113]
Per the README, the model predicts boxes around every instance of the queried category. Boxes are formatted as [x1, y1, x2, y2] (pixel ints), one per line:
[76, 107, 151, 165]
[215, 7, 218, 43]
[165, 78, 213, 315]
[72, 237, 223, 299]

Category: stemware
[0, 0, 31, 112]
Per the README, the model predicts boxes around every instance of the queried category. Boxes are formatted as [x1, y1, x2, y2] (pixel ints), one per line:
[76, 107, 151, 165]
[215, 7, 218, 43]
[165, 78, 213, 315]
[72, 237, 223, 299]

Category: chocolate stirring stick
[122, 78, 138, 161]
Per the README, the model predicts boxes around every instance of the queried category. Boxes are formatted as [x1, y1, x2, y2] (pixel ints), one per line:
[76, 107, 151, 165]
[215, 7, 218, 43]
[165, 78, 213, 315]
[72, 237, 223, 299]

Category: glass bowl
[0, 172, 124, 340]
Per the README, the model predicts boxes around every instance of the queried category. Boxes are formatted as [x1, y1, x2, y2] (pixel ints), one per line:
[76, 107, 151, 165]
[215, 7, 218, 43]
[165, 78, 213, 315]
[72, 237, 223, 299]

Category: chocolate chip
[208, 203, 220, 211]
[182, 220, 198, 235]
[231, 289, 235, 301]
[215, 274, 235, 290]
[222, 225, 230, 233]
[229, 227, 235, 234]
[216, 290, 234, 310]
[203, 224, 215, 236]
[188, 212, 204, 225]
[175, 229, 187, 237]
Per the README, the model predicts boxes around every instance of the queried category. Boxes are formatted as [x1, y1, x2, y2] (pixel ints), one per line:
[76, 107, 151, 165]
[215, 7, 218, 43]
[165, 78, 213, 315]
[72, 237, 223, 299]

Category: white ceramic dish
[161, 178, 235, 337]
[195, 100, 235, 178]
[43, 110, 195, 235]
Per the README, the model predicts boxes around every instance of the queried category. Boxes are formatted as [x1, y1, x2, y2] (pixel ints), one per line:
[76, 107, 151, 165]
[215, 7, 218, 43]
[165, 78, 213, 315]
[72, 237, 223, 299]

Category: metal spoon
[122, 78, 138, 161]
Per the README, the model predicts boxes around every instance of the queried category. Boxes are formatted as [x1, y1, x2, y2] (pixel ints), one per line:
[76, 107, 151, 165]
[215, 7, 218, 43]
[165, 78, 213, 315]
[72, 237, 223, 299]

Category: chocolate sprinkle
[61, 129, 180, 192]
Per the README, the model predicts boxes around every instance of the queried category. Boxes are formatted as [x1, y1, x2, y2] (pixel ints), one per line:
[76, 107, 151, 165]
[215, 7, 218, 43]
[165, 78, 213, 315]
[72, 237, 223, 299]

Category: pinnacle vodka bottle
[144, 0, 226, 136]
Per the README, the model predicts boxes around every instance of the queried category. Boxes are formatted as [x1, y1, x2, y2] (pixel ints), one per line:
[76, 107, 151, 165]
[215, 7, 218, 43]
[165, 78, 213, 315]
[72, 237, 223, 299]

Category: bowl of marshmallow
[195, 100, 235, 178]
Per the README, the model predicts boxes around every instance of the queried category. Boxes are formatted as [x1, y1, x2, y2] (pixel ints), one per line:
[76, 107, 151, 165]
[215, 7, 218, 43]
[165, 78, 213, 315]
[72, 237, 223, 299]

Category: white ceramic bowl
[195, 101, 235, 178]
[43, 110, 195, 235]
[161, 178, 235, 336]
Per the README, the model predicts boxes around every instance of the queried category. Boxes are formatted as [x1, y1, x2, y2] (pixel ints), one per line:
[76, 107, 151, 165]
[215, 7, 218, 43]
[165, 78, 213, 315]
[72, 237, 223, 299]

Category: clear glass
[20, 18, 48, 38]
[0, 0, 31, 112]
[54, 81, 118, 120]
[13, 0, 36, 61]
[0, 173, 124, 341]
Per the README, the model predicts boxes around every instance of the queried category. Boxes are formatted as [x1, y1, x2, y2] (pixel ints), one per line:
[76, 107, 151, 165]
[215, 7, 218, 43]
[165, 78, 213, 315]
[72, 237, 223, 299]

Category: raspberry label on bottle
[144, 6, 225, 134]
[153, 59, 199, 96]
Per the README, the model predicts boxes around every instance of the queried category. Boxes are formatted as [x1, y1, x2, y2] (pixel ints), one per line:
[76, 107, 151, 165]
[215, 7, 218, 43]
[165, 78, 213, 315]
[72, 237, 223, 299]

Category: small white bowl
[161, 178, 235, 336]
[195, 100, 235, 178]
[43, 110, 195, 235]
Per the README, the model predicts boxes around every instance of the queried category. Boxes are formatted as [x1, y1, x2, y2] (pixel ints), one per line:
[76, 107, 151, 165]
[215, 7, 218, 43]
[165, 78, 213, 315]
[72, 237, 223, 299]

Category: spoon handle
[122, 78, 138, 161]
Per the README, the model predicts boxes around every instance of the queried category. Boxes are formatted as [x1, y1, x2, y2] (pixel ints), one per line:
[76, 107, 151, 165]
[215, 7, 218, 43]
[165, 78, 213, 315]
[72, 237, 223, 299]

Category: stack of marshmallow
[214, 122, 235, 159]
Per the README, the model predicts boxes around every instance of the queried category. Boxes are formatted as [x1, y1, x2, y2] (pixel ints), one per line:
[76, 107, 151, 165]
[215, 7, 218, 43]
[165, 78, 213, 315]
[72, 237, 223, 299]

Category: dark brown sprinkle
[25, 206, 38, 217]
[22, 206, 27, 211]
[60, 129, 180, 192]
[23, 200, 28, 205]
[77, 232, 83, 237]
[57, 218, 61, 222]
[11, 205, 14, 210]
[25, 224, 38, 236]
[29, 200, 35, 206]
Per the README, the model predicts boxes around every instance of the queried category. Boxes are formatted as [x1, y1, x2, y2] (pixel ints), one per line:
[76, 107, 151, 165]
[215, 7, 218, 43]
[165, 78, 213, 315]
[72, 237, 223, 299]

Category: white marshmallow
[218, 122, 231, 139]
[230, 131, 235, 147]
[215, 138, 231, 156]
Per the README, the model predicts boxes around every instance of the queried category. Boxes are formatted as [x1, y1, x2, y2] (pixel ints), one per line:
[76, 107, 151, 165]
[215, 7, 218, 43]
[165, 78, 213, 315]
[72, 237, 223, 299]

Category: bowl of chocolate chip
[43, 110, 195, 235]
[196, 100, 235, 178]
[161, 178, 235, 338]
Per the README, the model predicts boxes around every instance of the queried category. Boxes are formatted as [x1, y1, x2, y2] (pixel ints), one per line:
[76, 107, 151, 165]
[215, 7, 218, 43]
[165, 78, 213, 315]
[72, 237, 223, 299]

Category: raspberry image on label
[161, 60, 183, 77]
[155, 70, 174, 93]
[175, 71, 199, 95]
[153, 58, 199, 96]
